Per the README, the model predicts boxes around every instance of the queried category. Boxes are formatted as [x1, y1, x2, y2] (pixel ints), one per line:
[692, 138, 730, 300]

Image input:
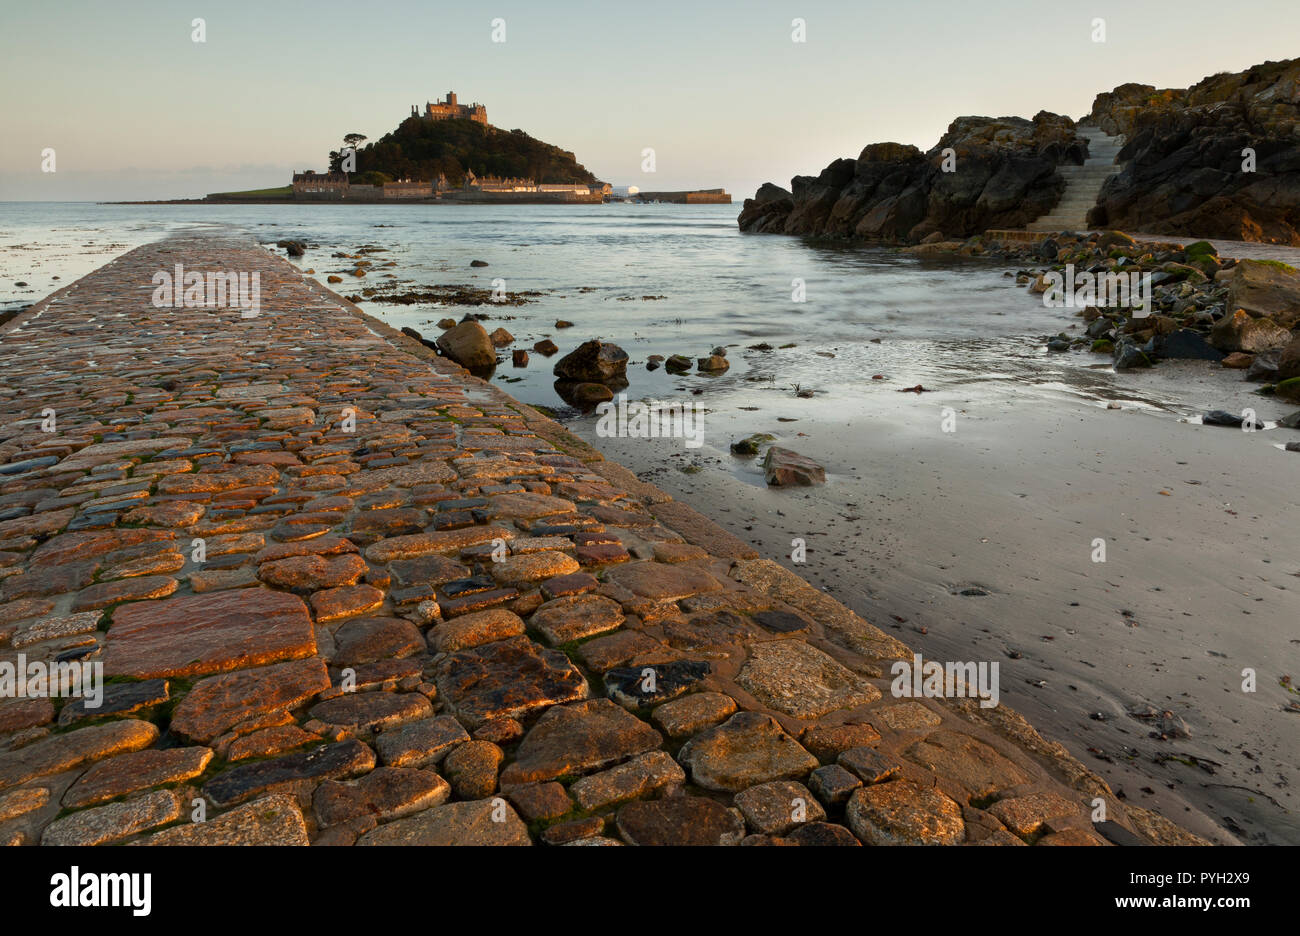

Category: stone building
[291, 171, 349, 198]
[382, 180, 433, 199]
[411, 91, 488, 125]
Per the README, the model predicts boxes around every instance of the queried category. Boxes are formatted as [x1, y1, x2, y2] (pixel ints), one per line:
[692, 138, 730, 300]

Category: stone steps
[1027, 125, 1124, 232]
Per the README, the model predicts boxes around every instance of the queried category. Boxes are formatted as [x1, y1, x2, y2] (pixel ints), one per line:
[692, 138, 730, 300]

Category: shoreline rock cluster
[740, 57, 1299, 246]
[919, 229, 1300, 404]
[1087, 58, 1300, 245]
[738, 113, 1082, 242]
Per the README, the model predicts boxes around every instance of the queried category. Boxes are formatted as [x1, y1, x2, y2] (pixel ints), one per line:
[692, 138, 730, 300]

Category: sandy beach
[573, 354, 1300, 845]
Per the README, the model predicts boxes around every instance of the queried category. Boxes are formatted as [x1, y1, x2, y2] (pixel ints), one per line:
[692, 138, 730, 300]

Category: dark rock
[203, 740, 375, 806]
[1247, 352, 1281, 382]
[553, 340, 629, 383]
[1087, 60, 1300, 244]
[603, 660, 710, 708]
[739, 114, 1078, 242]
[730, 433, 775, 456]
[1203, 410, 1261, 429]
[1155, 328, 1224, 361]
[1112, 340, 1151, 370]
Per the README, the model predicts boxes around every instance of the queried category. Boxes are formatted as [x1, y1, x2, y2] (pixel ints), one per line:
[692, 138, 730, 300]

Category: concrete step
[1024, 125, 1126, 232]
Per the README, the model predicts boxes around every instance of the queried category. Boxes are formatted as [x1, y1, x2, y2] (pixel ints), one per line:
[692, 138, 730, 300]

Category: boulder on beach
[1246, 353, 1280, 382]
[553, 340, 629, 383]
[1209, 309, 1291, 352]
[1155, 328, 1224, 361]
[1227, 260, 1300, 328]
[435, 320, 497, 370]
[1278, 336, 1300, 382]
[763, 447, 826, 486]
[1113, 339, 1151, 370]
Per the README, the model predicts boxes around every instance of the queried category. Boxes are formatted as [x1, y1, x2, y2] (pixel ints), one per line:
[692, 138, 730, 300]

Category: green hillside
[332, 118, 600, 186]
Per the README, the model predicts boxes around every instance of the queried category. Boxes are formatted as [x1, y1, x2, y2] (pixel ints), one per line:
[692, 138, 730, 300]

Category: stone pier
[0, 234, 1202, 846]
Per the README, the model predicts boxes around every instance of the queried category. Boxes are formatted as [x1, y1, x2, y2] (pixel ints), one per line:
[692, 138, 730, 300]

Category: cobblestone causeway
[0, 234, 1205, 846]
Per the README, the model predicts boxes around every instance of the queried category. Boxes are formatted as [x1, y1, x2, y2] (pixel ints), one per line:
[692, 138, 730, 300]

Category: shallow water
[4, 202, 1296, 426]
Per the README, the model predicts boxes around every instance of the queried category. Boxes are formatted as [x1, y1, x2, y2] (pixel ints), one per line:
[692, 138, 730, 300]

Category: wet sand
[573, 363, 1300, 845]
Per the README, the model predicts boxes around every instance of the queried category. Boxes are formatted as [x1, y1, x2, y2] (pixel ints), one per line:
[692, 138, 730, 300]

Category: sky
[2, 0, 1298, 201]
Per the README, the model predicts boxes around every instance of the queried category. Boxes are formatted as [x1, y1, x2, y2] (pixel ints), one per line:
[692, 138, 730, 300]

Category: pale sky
[2, 0, 1298, 201]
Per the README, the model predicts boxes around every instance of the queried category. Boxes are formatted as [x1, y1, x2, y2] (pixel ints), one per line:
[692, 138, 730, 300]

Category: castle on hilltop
[411, 91, 488, 125]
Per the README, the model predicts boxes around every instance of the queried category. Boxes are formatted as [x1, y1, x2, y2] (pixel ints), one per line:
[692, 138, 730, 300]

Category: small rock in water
[730, 433, 775, 456]
[553, 340, 629, 383]
[571, 383, 613, 404]
[512, 350, 529, 367]
[646, 355, 664, 371]
[664, 354, 692, 373]
[554, 320, 574, 328]
[762, 447, 825, 486]
[533, 339, 559, 355]
[470, 260, 489, 267]
[697, 355, 729, 373]
[1278, 411, 1300, 429]
[796, 388, 815, 398]
[437, 318, 457, 330]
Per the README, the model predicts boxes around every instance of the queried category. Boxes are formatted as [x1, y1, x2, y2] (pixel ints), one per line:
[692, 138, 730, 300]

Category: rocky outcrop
[1087, 59, 1300, 244]
[738, 113, 1082, 243]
